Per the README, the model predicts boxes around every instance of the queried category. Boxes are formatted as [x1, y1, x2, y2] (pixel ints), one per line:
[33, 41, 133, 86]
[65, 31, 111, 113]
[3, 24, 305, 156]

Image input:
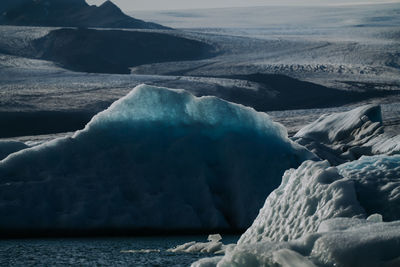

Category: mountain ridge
[0, 0, 168, 29]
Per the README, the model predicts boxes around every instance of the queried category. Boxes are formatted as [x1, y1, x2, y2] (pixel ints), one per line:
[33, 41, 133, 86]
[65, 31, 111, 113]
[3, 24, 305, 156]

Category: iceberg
[338, 154, 400, 221]
[238, 160, 365, 244]
[194, 154, 400, 266]
[0, 84, 313, 233]
[294, 105, 399, 165]
[239, 154, 400, 245]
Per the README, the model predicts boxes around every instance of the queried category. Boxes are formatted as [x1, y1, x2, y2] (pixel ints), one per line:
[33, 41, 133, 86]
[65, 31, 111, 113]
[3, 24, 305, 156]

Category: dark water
[0, 236, 238, 266]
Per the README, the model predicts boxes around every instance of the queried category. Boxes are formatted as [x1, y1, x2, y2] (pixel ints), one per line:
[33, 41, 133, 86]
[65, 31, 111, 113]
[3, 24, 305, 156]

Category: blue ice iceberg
[0, 84, 314, 233]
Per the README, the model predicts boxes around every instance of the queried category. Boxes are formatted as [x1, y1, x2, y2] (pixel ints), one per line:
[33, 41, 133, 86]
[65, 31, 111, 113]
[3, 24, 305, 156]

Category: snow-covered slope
[294, 105, 400, 165]
[0, 84, 314, 233]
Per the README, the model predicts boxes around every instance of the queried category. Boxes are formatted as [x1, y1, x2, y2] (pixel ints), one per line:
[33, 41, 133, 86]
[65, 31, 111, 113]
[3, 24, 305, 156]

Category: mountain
[0, 0, 167, 29]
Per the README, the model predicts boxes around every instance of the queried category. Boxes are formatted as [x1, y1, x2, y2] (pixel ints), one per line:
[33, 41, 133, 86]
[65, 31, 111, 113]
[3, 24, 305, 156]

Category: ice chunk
[272, 249, 316, 267]
[238, 160, 365, 244]
[294, 105, 399, 165]
[366, 214, 383, 223]
[338, 154, 400, 221]
[295, 105, 382, 143]
[240, 154, 400, 244]
[194, 154, 400, 266]
[191, 256, 223, 267]
[208, 234, 222, 242]
[168, 234, 230, 254]
[311, 219, 400, 267]
[168, 240, 224, 254]
[120, 249, 160, 253]
[0, 84, 314, 233]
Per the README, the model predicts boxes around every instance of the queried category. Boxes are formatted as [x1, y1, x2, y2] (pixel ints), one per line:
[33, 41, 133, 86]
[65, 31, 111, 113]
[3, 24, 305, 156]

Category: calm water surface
[0, 236, 239, 266]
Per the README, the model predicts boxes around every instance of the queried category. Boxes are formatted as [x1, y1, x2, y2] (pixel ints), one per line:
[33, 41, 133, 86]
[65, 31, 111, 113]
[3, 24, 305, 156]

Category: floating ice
[208, 234, 222, 243]
[167, 234, 232, 254]
[120, 249, 161, 253]
[294, 105, 399, 165]
[0, 84, 314, 233]
[168, 240, 224, 254]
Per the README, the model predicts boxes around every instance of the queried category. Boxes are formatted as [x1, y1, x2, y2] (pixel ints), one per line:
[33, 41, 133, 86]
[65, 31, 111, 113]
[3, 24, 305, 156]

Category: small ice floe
[167, 234, 233, 254]
[120, 249, 161, 253]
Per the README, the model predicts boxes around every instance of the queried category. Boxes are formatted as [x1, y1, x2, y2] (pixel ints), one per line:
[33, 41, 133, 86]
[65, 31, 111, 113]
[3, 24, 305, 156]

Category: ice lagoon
[1, 2, 399, 266]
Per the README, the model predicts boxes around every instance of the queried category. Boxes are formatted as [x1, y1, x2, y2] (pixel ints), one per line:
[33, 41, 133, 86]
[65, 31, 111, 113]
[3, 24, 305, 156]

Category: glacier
[194, 154, 400, 266]
[0, 84, 314, 233]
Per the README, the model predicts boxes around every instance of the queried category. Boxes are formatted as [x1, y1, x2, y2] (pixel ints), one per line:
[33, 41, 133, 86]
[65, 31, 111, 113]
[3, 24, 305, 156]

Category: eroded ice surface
[338, 154, 400, 221]
[194, 154, 400, 266]
[194, 218, 400, 267]
[0, 84, 313, 232]
[239, 154, 400, 244]
[238, 160, 365, 244]
[294, 105, 400, 165]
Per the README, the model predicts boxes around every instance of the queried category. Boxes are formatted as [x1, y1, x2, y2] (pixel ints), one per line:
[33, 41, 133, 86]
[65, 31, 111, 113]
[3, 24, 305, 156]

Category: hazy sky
[86, 0, 400, 11]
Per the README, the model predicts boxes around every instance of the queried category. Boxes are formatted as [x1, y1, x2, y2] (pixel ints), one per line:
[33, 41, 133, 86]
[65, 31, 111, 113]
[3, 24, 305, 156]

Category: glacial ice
[294, 105, 400, 165]
[194, 218, 400, 267]
[338, 154, 400, 221]
[239, 154, 400, 245]
[0, 140, 28, 160]
[238, 160, 365, 244]
[0, 84, 314, 232]
[194, 154, 400, 266]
